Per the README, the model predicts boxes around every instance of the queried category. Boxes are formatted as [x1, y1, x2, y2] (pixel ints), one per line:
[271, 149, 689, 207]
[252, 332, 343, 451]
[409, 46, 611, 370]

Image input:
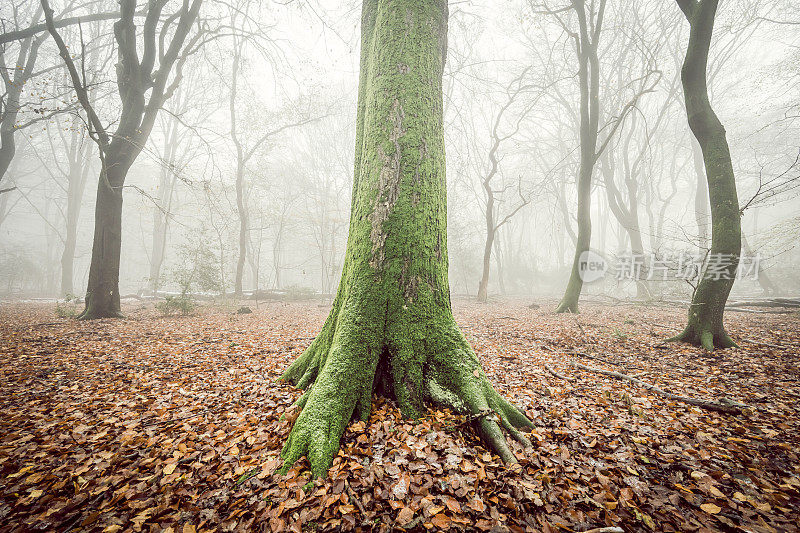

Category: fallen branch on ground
[572, 363, 747, 414]
[726, 307, 792, 314]
[568, 351, 621, 367]
[546, 365, 576, 382]
[740, 338, 785, 349]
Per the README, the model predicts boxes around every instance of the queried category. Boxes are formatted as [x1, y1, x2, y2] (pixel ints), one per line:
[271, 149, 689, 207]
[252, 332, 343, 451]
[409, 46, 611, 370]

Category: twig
[740, 338, 785, 349]
[546, 365, 576, 382]
[568, 351, 620, 367]
[573, 363, 747, 414]
[345, 480, 367, 516]
[582, 528, 624, 533]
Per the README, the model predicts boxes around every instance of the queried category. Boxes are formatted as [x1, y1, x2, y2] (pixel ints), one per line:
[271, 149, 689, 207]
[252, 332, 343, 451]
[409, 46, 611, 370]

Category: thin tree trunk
[556, 0, 602, 313]
[61, 132, 92, 296]
[671, 0, 741, 351]
[741, 231, 777, 296]
[234, 165, 247, 297]
[477, 219, 494, 302]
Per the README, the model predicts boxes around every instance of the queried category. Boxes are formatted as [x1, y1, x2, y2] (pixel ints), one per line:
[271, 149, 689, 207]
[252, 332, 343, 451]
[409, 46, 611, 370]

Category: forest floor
[0, 298, 799, 533]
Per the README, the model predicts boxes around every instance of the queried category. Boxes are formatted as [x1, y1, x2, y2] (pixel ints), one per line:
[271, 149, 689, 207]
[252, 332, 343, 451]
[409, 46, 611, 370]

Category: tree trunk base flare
[77, 290, 124, 320]
[667, 325, 738, 351]
[555, 299, 579, 314]
[280, 299, 532, 477]
[476, 284, 488, 303]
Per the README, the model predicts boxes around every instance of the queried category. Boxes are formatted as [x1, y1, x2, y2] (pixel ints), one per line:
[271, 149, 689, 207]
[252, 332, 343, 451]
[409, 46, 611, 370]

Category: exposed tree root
[571, 362, 746, 414]
[667, 325, 739, 351]
[554, 300, 579, 314]
[280, 315, 533, 477]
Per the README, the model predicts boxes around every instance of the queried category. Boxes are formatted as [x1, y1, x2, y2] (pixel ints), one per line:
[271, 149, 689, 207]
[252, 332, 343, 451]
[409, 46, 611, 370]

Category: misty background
[1, 0, 798, 301]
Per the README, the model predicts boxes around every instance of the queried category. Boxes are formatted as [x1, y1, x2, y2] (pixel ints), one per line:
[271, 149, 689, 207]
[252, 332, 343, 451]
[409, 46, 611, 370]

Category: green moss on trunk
[670, 0, 740, 350]
[279, 0, 532, 478]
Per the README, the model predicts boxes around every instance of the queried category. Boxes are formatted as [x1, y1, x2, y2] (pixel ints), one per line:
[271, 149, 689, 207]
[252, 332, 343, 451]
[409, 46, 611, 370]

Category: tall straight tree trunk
[234, 165, 247, 297]
[60, 157, 89, 296]
[61, 127, 92, 296]
[671, 0, 740, 350]
[78, 155, 128, 318]
[230, 44, 248, 298]
[280, 0, 531, 477]
[477, 209, 494, 302]
[149, 208, 167, 292]
[149, 118, 180, 293]
[555, 0, 601, 313]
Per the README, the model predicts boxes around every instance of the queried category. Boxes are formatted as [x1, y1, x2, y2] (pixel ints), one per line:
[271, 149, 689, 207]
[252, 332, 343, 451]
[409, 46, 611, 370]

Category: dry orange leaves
[0, 299, 799, 532]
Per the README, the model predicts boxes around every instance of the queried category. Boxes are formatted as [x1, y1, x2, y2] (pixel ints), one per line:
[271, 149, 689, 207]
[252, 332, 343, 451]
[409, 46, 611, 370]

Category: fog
[1, 0, 798, 303]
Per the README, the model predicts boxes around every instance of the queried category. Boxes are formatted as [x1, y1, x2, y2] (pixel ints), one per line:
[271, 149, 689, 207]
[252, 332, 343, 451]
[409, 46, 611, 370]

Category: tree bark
[477, 208, 494, 302]
[280, 0, 531, 477]
[78, 156, 128, 318]
[0, 14, 45, 187]
[692, 137, 710, 250]
[556, 0, 602, 313]
[671, 0, 741, 350]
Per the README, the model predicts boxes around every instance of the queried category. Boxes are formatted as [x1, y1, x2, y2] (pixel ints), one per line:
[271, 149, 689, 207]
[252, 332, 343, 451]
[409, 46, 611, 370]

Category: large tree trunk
[280, 0, 531, 477]
[671, 0, 740, 350]
[78, 156, 128, 319]
[0, 130, 16, 186]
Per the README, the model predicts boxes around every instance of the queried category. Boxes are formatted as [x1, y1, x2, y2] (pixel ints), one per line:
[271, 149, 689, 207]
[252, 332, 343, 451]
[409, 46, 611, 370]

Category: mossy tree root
[279, 316, 533, 477]
[554, 300, 579, 314]
[667, 325, 739, 351]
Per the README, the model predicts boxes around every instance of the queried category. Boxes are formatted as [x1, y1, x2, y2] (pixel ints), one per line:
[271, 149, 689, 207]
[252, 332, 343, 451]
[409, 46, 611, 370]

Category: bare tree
[475, 68, 536, 302]
[669, 0, 741, 350]
[531, 0, 658, 313]
[0, 4, 48, 191]
[42, 0, 203, 318]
